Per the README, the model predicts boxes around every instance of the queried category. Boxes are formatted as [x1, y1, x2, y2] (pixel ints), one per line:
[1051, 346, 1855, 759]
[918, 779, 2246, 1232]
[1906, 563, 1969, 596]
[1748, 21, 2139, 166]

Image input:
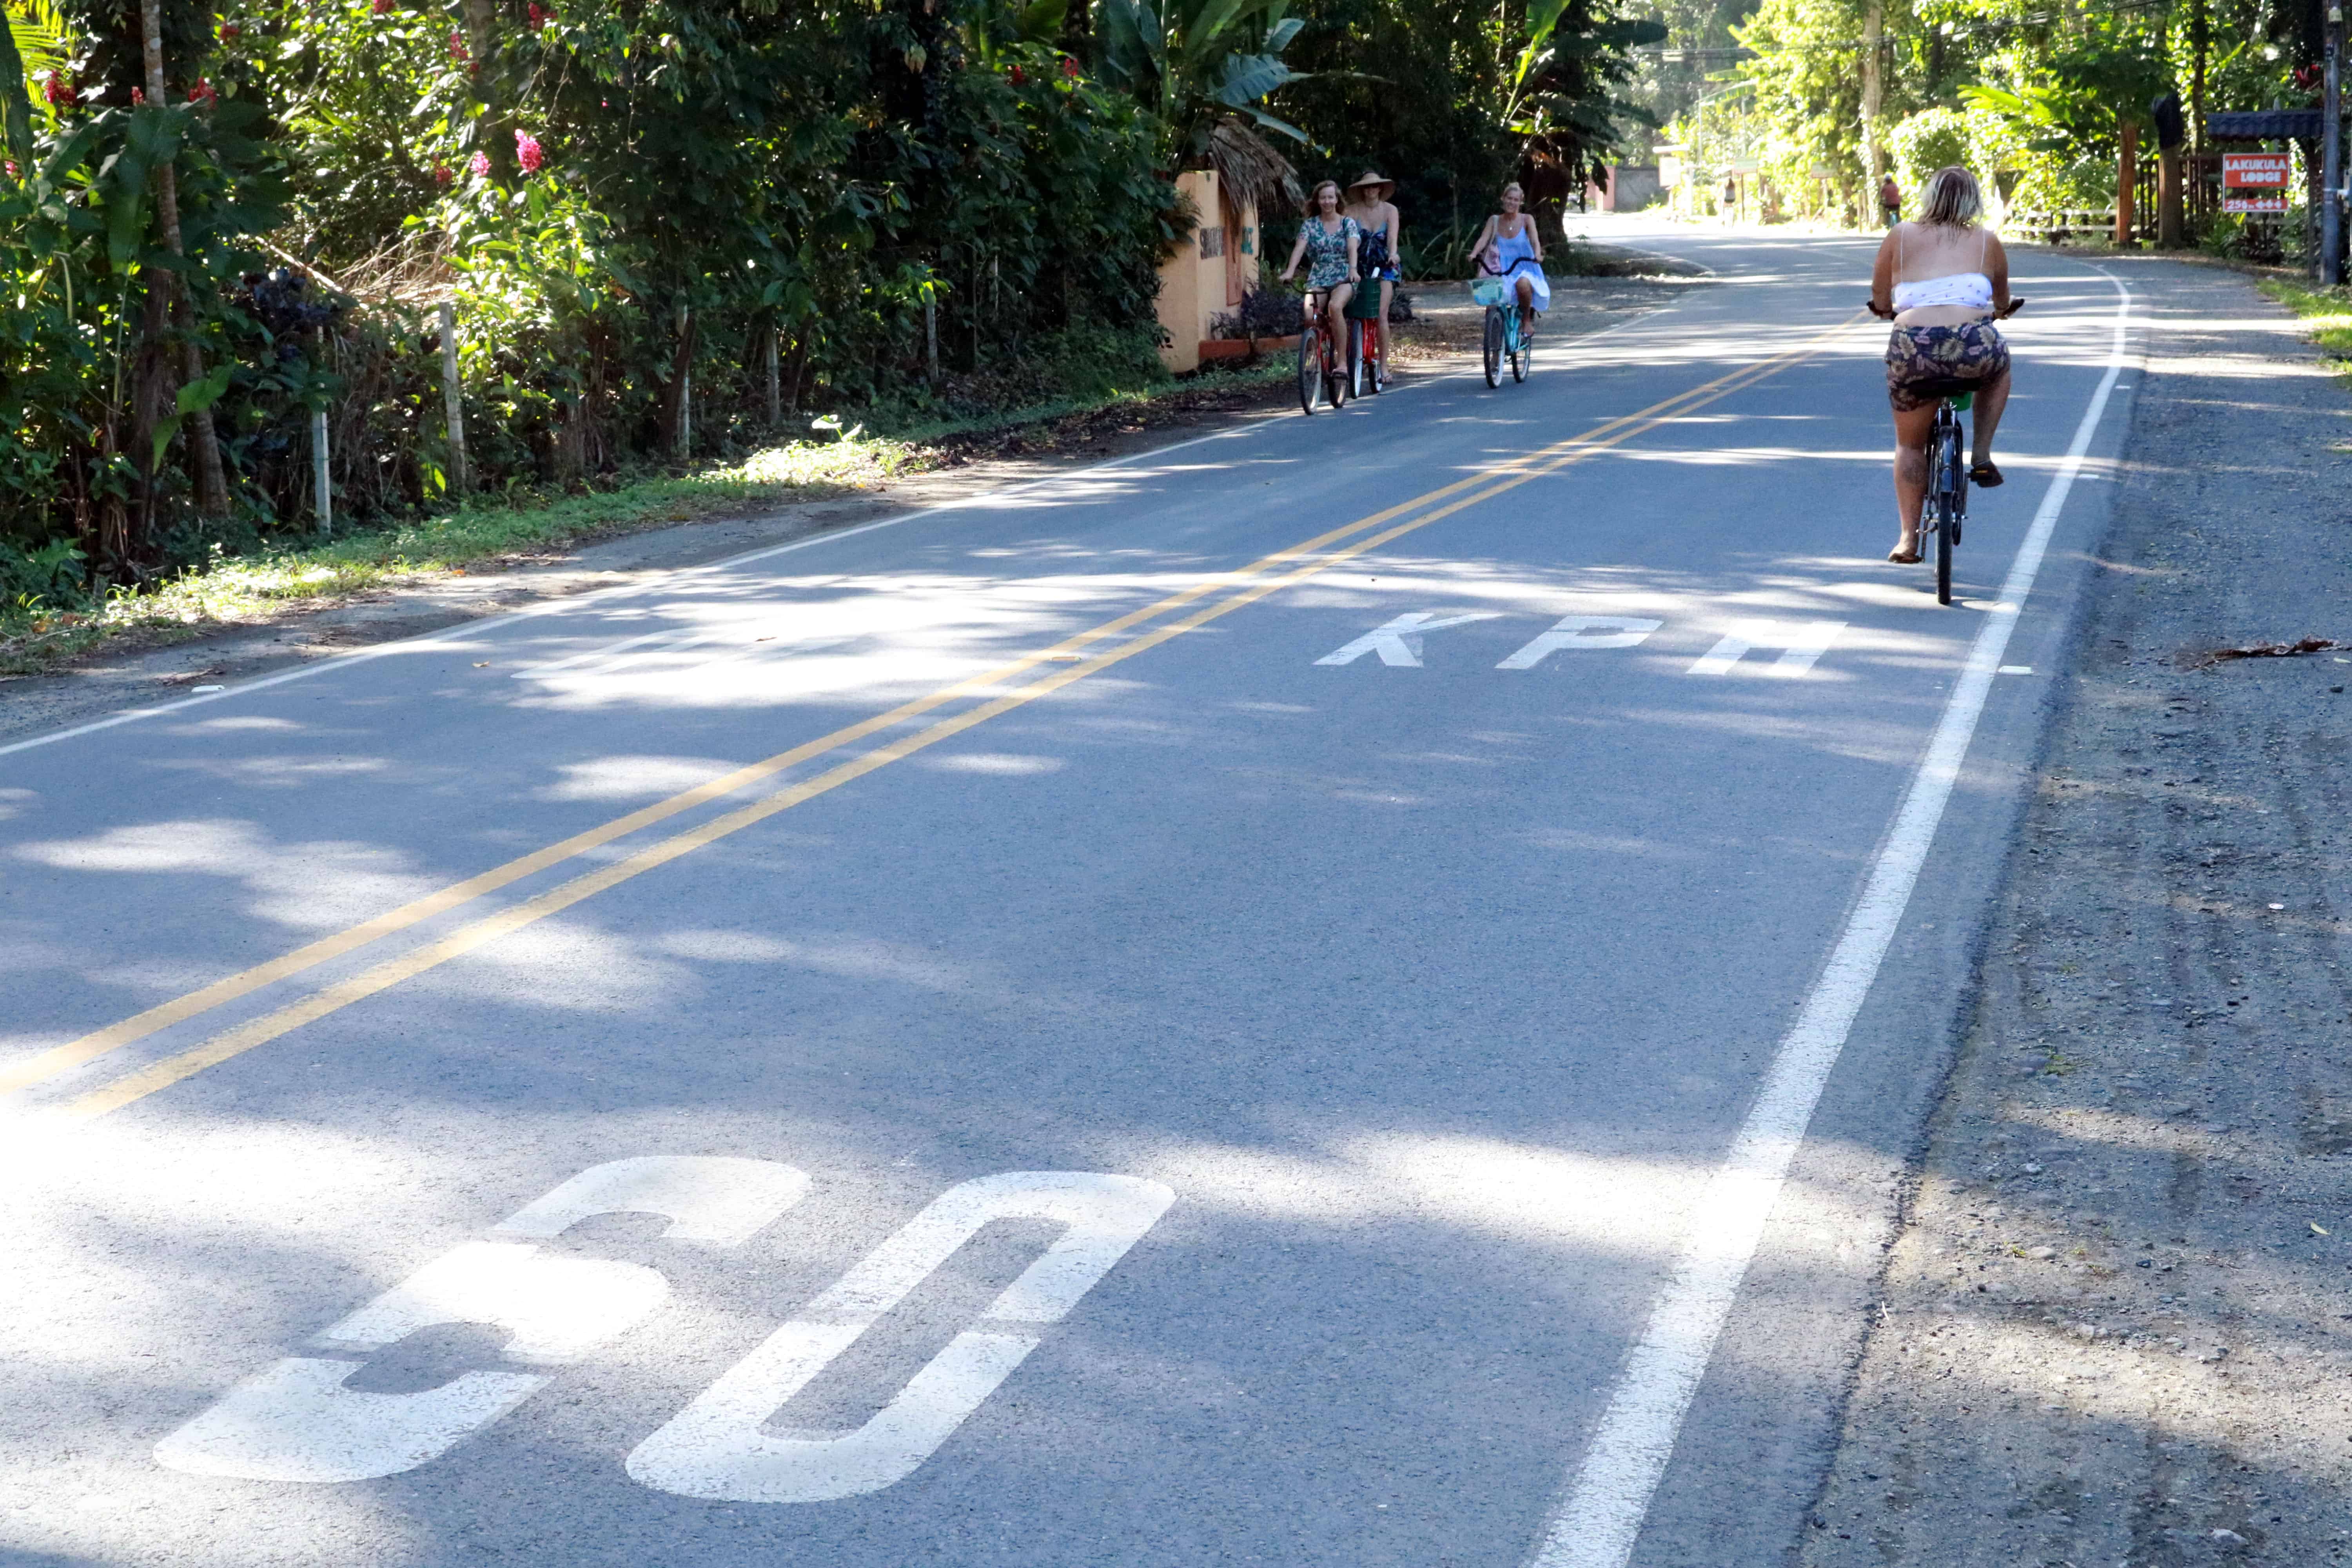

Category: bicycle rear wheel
[1365, 318, 1384, 395]
[1483, 309, 1503, 388]
[1346, 320, 1365, 399]
[1297, 326, 1320, 415]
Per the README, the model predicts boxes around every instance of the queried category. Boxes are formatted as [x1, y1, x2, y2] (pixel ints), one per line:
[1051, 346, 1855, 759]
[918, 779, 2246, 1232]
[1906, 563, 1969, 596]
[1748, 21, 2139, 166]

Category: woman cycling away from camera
[1470, 182, 1547, 337]
[1343, 171, 1402, 327]
[1281, 180, 1361, 359]
[1868, 165, 2022, 564]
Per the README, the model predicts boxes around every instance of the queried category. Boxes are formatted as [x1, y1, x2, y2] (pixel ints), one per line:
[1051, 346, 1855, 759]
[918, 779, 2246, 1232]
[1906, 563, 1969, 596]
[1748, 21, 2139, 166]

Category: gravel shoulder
[1801, 257, 2352, 1566]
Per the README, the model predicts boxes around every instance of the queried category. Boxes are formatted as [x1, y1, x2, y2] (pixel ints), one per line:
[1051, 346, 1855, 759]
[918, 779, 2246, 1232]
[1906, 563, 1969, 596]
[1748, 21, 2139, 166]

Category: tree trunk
[1860, 0, 1886, 221]
[2115, 121, 2138, 248]
[141, 0, 230, 518]
[2159, 146, 2185, 246]
[462, 0, 510, 179]
[659, 301, 697, 459]
[2190, 0, 2209, 152]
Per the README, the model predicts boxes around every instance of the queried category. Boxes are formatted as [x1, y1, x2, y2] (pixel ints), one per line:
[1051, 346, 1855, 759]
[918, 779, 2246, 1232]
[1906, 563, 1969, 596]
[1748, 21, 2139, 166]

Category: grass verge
[0, 358, 1292, 679]
[2256, 278, 2352, 381]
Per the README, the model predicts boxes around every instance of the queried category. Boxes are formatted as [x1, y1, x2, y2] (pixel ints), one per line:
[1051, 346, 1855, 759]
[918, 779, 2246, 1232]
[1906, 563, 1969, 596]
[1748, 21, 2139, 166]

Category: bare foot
[1887, 535, 1922, 564]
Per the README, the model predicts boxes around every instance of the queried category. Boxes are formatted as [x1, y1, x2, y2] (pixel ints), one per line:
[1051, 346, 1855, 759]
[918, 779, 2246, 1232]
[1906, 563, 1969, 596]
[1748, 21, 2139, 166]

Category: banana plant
[3, 0, 75, 169]
[1096, 0, 1311, 150]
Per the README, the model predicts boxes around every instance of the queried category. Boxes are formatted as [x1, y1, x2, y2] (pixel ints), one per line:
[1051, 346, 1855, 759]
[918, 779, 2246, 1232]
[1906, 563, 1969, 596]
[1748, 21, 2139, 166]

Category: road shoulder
[1802, 256, 2352, 1565]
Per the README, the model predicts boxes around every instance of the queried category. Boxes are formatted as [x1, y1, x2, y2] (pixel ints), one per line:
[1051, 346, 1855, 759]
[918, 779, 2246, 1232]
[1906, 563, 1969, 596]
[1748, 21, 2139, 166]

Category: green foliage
[1887, 106, 1969, 191]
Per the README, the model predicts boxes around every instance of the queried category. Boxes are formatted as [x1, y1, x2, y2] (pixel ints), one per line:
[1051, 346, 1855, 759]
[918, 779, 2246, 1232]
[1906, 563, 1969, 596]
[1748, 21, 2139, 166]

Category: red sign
[2223, 192, 2289, 214]
[2223, 152, 2292, 188]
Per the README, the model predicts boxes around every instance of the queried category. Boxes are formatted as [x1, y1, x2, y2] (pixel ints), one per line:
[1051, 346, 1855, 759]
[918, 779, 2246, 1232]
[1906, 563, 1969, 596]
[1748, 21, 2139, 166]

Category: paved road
[1, 219, 2135, 1568]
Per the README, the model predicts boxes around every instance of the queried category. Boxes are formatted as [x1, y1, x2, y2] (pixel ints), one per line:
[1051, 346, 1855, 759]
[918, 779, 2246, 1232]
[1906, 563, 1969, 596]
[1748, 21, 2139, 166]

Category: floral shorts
[1884, 319, 2010, 411]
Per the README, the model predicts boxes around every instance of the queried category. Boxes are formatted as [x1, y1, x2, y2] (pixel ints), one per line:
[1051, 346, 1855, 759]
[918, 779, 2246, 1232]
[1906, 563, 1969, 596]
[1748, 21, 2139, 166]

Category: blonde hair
[1305, 179, 1342, 216]
[1918, 166, 1982, 227]
[1500, 181, 1525, 204]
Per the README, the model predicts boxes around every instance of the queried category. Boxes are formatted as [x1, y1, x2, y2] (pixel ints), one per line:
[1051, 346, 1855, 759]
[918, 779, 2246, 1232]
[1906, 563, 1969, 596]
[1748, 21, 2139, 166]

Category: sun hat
[1347, 171, 1394, 196]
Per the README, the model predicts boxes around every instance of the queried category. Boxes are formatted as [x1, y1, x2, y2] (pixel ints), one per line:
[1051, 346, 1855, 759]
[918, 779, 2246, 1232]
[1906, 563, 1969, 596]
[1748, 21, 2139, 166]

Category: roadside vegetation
[1629, 0, 2330, 243]
[2, 0, 1667, 653]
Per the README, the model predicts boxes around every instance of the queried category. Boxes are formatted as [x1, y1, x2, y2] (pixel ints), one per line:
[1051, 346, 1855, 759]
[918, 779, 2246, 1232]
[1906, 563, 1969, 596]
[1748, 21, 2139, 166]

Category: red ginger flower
[1008, 63, 1024, 83]
[433, 163, 452, 186]
[187, 78, 217, 106]
[526, 3, 550, 29]
[131, 86, 145, 104]
[372, 0, 393, 13]
[42, 72, 72, 106]
[221, 21, 240, 38]
[515, 129, 543, 173]
[1060, 55, 1078, 78]
[448, 29, 468, 60]
[468, 150, 490, 177]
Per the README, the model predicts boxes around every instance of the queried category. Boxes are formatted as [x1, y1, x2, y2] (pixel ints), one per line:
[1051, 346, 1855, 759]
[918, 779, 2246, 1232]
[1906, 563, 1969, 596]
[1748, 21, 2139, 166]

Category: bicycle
[1473, 257, 1539, 389]
[1345, 284, 1387, 397]
[1922, 390, 1969, 605]
[1297, 289, 1351, 415]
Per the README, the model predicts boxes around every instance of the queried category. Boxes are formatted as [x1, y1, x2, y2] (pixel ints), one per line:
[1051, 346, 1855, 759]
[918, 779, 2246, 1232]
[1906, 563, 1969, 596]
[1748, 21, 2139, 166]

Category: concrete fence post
[438, 301, 469, 495]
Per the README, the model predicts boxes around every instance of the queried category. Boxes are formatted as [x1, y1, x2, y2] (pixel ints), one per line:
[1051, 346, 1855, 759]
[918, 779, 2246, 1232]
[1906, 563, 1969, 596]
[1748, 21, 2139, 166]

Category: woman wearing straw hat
[1343, 171, 1402, 330]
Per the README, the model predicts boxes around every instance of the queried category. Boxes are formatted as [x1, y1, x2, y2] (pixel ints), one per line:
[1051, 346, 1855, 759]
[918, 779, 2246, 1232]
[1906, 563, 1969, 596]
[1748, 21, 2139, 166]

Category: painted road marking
[1314, 612, 1501, 667]
[1528, 270, 2133, 1568]
[1686, 621, 1847, 678]
[1497, 615, 1664, 669]
[154, 1161, 1169, 1500]
[627, 1172, 1175, 1504]
[155, 1156, 809, 1483]
[24, 315, 1866, 1120]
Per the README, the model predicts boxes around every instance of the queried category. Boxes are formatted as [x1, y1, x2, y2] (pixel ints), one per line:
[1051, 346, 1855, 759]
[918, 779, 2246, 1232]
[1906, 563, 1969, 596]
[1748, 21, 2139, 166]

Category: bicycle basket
[1469, 278, 1509, 307]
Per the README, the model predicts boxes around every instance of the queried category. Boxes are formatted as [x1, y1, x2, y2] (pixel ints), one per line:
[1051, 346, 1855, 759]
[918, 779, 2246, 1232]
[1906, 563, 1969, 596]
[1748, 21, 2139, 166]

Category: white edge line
[0, 414, 1288, 764]
[1526, 266, 2134, 1568]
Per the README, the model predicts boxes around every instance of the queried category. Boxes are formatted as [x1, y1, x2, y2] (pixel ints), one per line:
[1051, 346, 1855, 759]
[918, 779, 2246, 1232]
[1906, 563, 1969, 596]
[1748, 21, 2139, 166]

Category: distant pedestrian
[1879, 173, 1902, 227]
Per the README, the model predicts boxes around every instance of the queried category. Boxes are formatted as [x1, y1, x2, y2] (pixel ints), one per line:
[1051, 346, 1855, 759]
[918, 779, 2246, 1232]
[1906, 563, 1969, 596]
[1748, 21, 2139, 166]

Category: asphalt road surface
[0, 219, 2139, 1568]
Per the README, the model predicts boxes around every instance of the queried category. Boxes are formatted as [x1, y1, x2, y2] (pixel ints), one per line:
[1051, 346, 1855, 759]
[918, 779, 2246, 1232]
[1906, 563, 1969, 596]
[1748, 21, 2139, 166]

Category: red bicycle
[1296, 289, 1350, 415]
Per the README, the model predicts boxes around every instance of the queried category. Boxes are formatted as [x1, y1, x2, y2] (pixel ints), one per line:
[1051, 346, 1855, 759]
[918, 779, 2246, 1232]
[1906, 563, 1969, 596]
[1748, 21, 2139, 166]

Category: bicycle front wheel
[1511, 323, 1531, 383]
[1297, 327, 1320, 416]
[1483, 309, 1503, 388]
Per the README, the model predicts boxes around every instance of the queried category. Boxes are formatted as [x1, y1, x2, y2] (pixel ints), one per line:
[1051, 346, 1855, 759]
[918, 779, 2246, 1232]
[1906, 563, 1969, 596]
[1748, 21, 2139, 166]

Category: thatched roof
[1207, 117, 1302, 216]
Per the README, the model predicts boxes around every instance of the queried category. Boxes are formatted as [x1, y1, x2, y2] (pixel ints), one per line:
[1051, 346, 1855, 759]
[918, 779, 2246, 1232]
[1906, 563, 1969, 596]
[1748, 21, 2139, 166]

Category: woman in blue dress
[1343, 171, 1402, 328]
[1471, 181, 1549, 339]
[1279, 179, 1360, 357]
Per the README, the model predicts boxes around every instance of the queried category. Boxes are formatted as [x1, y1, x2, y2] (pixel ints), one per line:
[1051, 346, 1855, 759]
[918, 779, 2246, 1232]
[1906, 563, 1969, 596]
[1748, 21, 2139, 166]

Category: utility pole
[2326, 1, 2343, 285]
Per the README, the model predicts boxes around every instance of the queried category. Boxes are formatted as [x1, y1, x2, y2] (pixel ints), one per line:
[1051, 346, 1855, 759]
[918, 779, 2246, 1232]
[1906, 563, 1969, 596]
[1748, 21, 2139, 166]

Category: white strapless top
[1891, 272, 1993, 312]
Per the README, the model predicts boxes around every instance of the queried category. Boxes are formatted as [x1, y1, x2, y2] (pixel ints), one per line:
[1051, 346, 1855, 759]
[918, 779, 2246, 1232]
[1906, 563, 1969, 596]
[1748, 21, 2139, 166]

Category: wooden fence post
[766, 329, 782, 427]
[438, 301, 469, 495]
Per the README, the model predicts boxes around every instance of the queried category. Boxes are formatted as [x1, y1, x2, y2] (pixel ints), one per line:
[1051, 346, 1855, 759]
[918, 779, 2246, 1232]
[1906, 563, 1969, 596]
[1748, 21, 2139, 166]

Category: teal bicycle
[1472, 258, 1539, 388]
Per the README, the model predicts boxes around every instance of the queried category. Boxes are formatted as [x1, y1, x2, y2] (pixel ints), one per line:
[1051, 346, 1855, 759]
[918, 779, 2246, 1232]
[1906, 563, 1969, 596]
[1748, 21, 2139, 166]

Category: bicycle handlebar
[1864, 296, 2027, 320]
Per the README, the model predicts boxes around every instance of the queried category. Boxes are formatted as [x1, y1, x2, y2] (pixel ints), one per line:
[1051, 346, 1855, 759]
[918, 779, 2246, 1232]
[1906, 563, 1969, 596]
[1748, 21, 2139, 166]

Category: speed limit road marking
[154, 1157, 1173, 1499]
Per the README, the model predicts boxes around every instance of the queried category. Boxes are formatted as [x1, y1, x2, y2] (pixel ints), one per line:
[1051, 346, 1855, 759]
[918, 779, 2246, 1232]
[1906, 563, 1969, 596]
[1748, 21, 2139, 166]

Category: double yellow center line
[14, 316, 1861, 1122]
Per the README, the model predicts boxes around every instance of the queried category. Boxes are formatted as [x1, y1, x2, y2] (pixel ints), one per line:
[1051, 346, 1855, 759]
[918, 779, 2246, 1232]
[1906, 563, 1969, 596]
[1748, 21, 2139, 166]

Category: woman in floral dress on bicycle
[1279, 179, 1360, 358]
